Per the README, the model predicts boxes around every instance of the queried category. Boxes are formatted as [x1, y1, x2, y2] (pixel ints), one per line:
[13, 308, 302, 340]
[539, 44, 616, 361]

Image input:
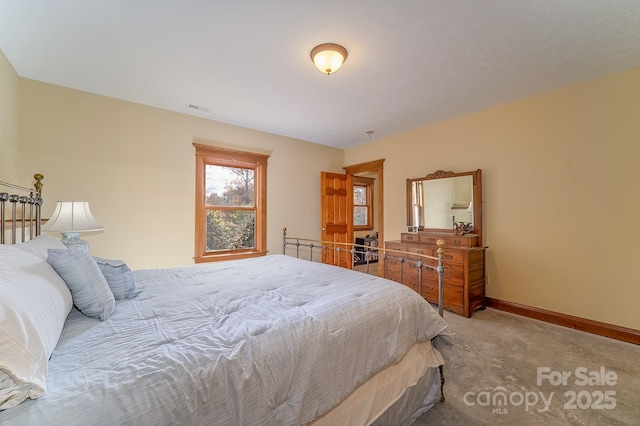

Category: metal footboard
[281, 227, 446, 313]
[0, 174, 44, 244]
[282, 227, 447, 402]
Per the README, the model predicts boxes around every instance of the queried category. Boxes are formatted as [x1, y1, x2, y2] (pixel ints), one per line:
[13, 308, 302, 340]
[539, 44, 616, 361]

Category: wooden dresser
[384, 232, 486, 317]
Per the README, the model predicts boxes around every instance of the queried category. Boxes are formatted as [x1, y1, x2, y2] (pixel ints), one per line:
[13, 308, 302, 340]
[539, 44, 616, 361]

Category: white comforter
[0, 255, 452, 426]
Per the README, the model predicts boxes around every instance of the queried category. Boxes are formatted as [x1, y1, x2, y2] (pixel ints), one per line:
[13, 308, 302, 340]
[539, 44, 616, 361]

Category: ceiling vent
[187, 104, 211, 113]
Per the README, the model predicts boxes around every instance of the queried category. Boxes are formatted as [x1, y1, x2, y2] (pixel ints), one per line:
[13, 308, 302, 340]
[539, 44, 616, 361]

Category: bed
[0, 175, 454, 425]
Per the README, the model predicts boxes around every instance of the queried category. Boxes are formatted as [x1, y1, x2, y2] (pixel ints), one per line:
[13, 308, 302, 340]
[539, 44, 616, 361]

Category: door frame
[344, 159, 385, 274]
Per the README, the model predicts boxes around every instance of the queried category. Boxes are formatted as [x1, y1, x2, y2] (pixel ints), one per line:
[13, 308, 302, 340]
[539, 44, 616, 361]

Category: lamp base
[60, 232, 90, 254]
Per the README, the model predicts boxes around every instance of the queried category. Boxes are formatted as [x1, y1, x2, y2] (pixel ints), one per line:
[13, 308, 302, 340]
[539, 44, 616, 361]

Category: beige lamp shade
[310, 43, 348, 75]
[42, 201, 104, 233]
[42, 201, 104, 252]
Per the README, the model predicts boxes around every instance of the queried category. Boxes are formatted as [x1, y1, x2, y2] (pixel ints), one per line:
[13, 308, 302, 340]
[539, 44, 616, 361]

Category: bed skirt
[313, 340, 444, 426]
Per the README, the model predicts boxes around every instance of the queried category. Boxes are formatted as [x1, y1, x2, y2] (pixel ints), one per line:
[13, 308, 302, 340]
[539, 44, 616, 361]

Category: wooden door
[320, 172, 353, 267]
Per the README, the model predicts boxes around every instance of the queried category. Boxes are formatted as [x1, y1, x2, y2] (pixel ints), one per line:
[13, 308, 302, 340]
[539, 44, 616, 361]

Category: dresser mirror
[406, 169, 483, 244]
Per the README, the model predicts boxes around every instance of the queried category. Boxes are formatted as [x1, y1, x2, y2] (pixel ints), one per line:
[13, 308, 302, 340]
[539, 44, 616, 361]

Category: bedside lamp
[42, 201, 104, 253]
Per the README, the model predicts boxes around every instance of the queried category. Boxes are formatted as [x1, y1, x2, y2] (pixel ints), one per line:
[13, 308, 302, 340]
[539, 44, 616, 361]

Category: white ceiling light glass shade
[310, 43, 348, 75]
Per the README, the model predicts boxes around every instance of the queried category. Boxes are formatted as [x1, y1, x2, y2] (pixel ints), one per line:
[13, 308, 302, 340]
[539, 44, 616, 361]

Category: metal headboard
[0, 174, 44, 244]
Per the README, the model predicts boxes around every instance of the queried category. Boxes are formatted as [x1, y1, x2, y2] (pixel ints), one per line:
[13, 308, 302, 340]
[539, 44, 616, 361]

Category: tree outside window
[205, 166, 255, 251]
[194, 143, 268, 262]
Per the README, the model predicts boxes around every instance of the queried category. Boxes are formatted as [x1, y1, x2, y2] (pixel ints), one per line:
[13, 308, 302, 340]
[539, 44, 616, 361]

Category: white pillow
[0, 245, 73, 410]
[13, 234, 66, 260]
[47, 248, 116, 321]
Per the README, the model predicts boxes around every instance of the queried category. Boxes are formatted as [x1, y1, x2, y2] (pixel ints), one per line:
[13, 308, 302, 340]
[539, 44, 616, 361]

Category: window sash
[204, 164, 255, 208]
[353, 182, 373, 230]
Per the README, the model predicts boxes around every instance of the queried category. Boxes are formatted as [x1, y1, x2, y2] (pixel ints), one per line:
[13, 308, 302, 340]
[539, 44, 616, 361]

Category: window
[194, 143, 269, 262]
[353, 176, 374, 230]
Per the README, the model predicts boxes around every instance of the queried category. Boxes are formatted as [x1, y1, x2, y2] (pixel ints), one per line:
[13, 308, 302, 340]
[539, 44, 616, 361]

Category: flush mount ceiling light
[310, 43, 348, 75]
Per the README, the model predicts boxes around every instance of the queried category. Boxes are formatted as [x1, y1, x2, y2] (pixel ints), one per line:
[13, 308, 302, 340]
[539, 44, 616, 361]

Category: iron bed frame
[0, 175, 448, 406]
[282, 227, 447, 402]
[0, 173, 44, 244]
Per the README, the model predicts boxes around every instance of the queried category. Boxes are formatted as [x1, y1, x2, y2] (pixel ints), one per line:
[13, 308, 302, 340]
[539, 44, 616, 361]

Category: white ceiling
[1, 1, 639, 149]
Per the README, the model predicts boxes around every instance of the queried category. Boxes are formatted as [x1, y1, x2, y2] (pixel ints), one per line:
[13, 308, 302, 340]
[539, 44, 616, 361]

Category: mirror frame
[406, 169, 483, 245]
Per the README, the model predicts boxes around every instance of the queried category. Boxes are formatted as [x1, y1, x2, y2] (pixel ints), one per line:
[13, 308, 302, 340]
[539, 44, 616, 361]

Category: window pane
[205, 165, 255, 207]
[354, 206, 368, 226]
[354, 186, 367, 205]
[206, 210, 255, 251]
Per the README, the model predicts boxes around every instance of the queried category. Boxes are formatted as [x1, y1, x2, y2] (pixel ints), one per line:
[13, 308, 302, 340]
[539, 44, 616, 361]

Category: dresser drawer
[420, 281, 438, 301]
[441, 250, 464, 265]
[384, 241, 406, 250]
[418, 234, 444, 245]
[383, 263, 402, 283]
[443, 235, 478, 248]
[422, 282, 464, 313]
[406, 246, 465, 267]
[404, 265, 421, 292]
[411, 233, 475, 248]
[384, 242, 407, 258]
[385, 251, 420, 263]
[423, 262, 464, 285]
[401, 233, 420, 243]
[407, 246, 433, 256]
[441, 284, 465, 314]
[407, 247, 441, 265]
[383, 258, 419, 282]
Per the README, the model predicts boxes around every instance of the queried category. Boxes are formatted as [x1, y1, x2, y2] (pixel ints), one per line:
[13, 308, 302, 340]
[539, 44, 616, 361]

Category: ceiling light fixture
[310, 43, 348, 75]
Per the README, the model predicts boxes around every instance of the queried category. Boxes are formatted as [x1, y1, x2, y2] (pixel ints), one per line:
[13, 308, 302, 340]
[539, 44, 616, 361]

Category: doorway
[344, 159, 384, 276]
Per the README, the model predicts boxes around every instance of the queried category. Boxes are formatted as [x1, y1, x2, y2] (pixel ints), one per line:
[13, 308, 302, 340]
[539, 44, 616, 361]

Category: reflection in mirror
[407, 169, 483, 244]
[417, 175, 473, 228]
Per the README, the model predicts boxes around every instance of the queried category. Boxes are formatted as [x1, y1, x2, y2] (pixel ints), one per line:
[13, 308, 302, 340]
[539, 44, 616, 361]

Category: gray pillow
[93, 257, 142, 300]
[46, 247, 116, 321]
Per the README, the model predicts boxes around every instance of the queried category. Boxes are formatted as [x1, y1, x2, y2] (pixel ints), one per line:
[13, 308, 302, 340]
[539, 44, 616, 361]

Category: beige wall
[0, 49, 19, 182]
[17, 79, 344, 269]
[4, 44, 639, 330]
[345, 66, 640, 330]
